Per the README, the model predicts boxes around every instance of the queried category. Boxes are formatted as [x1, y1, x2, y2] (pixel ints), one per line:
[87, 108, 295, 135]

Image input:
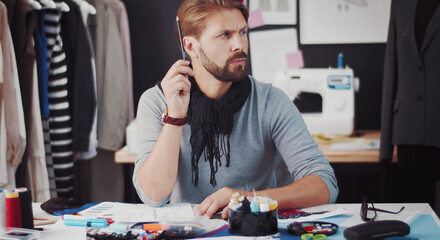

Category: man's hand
[160, 60, 194, 118]
[194, 187, 238, 219]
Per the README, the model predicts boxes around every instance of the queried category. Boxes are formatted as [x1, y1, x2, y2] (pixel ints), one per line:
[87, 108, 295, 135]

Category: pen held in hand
[176, 16, 188, 61]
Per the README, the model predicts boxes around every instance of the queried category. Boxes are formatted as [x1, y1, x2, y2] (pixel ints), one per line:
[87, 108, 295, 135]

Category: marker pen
[64, 218, 108, 228]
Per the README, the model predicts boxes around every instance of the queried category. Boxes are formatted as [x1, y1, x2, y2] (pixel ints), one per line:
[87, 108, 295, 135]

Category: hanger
[27, 0, 42, 10]
[56, 2, 70, 12]
[40, 0, 57, 9]
[71, 0, 96, 15]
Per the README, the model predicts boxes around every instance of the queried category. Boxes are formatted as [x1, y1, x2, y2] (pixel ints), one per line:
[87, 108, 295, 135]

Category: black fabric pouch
[343, 220, 410, 240]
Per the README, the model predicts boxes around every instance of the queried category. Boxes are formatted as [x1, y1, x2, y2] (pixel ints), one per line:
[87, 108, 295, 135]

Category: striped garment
[34, 8, 57, 198]
[44, 8, 75, 199]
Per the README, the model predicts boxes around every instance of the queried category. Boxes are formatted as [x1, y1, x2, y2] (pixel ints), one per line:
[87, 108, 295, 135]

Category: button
[417, 66, 423, 72]
[417, 95, 423, 101]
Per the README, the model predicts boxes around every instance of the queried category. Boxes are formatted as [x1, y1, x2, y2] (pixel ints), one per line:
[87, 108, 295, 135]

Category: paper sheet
[299, 0, 391, 44]
[278, 208, 349, 223]
[249, 28, 298, 84]
[78, 202, 195, 222]
[330, 139, 380, 150]
[249, 0, 297, 25]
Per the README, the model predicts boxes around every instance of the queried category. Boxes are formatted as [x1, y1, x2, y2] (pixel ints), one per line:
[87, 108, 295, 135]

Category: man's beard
[199, 47, 248, 82]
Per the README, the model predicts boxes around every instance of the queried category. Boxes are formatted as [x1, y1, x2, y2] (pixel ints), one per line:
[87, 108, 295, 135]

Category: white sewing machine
[273, 67, 360, 135]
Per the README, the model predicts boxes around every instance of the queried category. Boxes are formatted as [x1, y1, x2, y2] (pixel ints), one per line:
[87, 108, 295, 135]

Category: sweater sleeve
[266, 85, 339, 203]
[132, 86, 170, 206]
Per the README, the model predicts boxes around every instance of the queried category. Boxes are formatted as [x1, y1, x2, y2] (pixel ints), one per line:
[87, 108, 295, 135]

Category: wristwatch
[161, 109, 188, 126]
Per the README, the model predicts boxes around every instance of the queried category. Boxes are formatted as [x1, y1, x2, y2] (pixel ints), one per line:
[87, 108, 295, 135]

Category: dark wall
[122, 0, 386, 130]
[122, 0, 184, 112]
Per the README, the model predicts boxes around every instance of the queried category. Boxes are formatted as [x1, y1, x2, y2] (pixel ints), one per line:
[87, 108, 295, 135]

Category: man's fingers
[221, 206, 229, 219]
[175, 65, 194, 77]
[194, 198, 211, 216]
[162, 75, 191, 94]
[168, 60, 193, 76]
[205, 201, 221, 218]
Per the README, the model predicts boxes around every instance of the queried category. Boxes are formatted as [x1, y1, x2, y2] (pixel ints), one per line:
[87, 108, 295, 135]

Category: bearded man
[133, 0, 338, 219]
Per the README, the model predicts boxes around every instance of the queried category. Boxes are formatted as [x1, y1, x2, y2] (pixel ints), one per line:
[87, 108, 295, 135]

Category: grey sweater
[133, 76, 338, 206]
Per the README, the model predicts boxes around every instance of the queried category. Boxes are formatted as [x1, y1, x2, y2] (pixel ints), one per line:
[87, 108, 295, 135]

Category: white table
[31, 202, 440, 239]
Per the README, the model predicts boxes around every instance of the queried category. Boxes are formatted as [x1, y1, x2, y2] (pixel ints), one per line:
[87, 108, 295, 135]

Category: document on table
[78, 202, 227, 236]
[278, 208, 348, 223]
[330, 139, 380, 150]
[78, 202, 194, 222]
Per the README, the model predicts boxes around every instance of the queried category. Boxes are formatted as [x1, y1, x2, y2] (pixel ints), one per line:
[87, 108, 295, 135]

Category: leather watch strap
[161, 109, 188, 126]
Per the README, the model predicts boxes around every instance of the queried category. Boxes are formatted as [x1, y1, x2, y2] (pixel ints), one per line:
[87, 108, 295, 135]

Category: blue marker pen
[64, 218, 108, 228]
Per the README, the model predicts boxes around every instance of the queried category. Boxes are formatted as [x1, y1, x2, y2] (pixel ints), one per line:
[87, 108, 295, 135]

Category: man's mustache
[227, 52, 248, 63]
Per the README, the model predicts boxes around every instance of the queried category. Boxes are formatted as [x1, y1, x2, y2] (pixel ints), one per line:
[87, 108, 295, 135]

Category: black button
[417, 95, 423, 101]
[418, 66, 423, 72]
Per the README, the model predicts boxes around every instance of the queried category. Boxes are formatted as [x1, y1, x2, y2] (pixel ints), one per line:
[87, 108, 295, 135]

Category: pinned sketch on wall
[249, 28, 299, 84]
[299, 0, 391, 44]
[248, 0, 297, 26]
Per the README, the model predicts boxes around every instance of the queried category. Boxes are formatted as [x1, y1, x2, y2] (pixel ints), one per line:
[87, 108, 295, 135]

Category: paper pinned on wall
[286, 50, 304, 68]
[299, 0, 392, 44]
[248, 10, 265, 29]
[249, 28, 299, 84]
[249, 0, 297, 25]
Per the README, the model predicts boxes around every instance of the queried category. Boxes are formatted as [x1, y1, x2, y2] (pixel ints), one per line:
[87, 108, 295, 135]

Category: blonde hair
[175, 0, 249, 48]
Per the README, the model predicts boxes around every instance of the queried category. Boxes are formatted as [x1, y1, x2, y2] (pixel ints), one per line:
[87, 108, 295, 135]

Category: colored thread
[337, 53, 344, 68]
[110, 222, 131, 233]
[5, 192, 22, 228]
[269, 200, 278, 211]
[250, 201, 260, 213]
[0, 189, 5, 231]
[259, 202, 270, 212]
[15, 188, 34, 229]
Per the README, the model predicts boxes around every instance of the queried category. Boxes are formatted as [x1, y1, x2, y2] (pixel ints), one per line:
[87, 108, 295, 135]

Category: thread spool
[337, 52, 344, 68]
[110, 222, 131, 233]
[15, 188, 34, 229]
[5, 192, 22, 228]
[0, 189, 5, 231]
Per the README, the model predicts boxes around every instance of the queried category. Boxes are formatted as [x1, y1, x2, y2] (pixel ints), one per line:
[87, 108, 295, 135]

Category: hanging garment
[88, 0, 132, 151]
[73, 0, 98, 160]
[105, 0, 133, 123]
[45, 8, 75, 199]
[0, 28, 5, 188]
[0, 1, 26, 189]
[60, 0, 95, 153]
[34, 8, 58, 198]
[2, 0, 50, 202]
[380, 0, 440, 161]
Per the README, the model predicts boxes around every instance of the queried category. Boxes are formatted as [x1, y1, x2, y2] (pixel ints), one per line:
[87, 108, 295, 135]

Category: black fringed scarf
[187, 76, 251, 187]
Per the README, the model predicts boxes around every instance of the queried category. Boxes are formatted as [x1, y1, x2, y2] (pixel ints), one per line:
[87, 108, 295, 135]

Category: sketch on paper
[300, 0, 391, 44]
[249, 0, 297, 25]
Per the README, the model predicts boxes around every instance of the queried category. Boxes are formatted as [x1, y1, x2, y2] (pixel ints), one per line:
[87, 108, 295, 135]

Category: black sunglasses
[360, 197, 405, 222]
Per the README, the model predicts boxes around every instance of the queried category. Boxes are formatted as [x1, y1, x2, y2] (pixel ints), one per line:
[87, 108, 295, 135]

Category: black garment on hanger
[415, 0, 440, 49]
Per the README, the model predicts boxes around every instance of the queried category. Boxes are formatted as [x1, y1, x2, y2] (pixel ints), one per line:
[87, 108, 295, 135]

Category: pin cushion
[228, 193, 278, 236]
